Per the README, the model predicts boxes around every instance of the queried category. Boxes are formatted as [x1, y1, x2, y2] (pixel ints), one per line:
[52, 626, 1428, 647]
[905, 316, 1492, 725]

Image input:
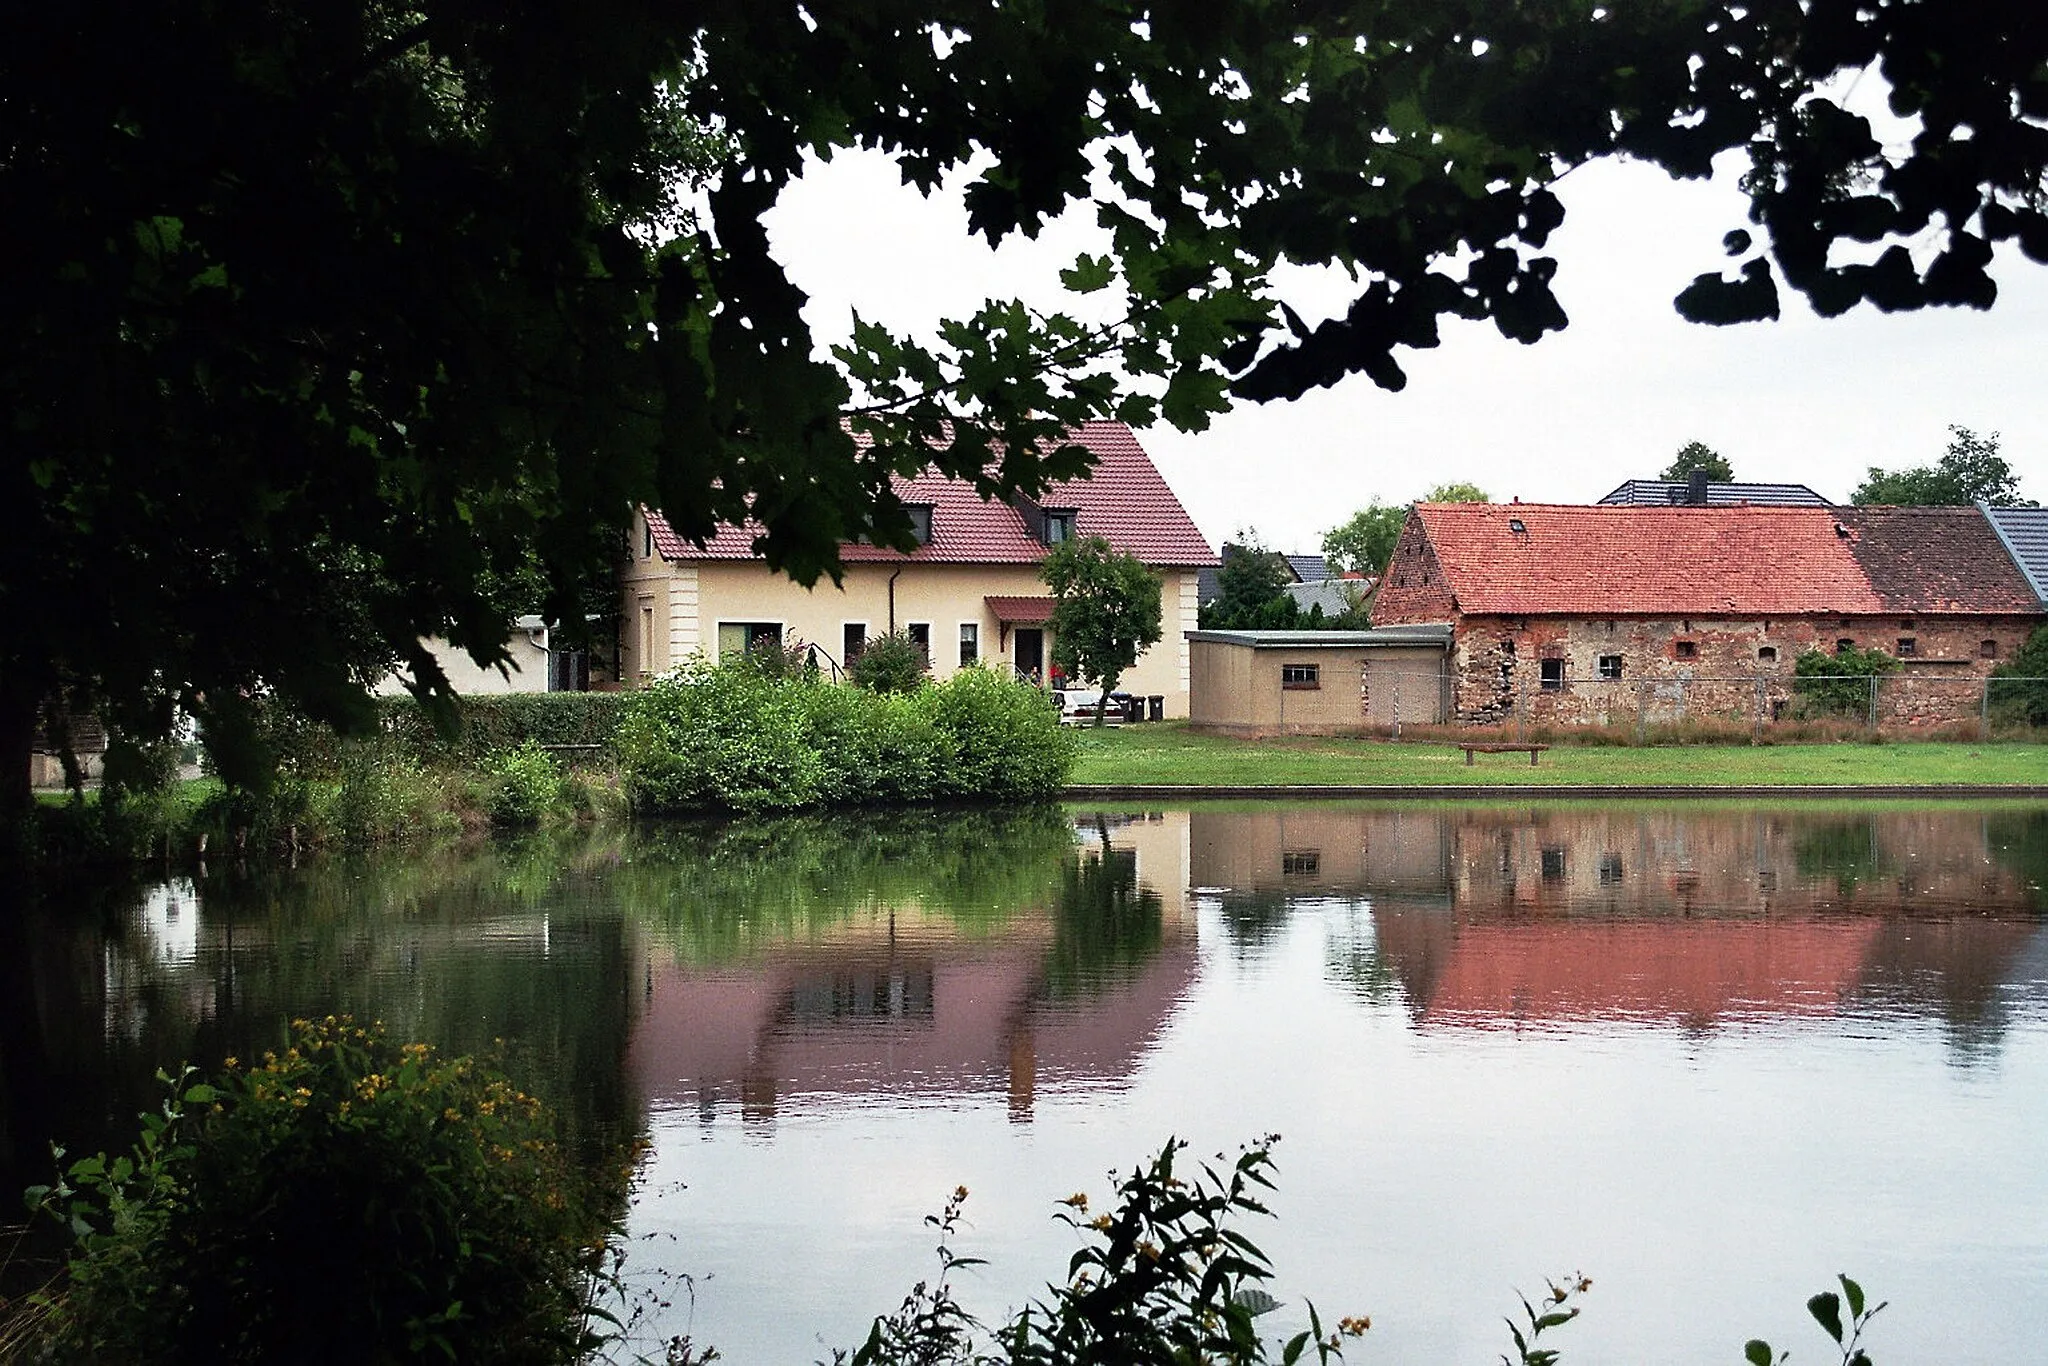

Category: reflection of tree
[1214, 888, 1291, 956]
[620, 806, 1076, 963]
[1988, 810, 2048, 914]
[1043, 845, 1162, 1000]
[1321, 901, 1405, 1008]
[1793, 818, 1894, 896]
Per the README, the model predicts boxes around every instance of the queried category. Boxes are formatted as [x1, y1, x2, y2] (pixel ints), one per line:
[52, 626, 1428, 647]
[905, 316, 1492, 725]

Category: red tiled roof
[985, 595, 1056, 622]
[645, 420, 1217, 568]
[1410, 503, 2042, 616]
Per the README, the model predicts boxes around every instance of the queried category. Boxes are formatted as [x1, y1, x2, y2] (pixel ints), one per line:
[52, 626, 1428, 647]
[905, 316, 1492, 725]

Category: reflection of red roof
[644, 421, 1217, 568]
[1412, 920, 1882, 1026]
[986, 595, 1056, 622]
[1407, 504, 2038, 616]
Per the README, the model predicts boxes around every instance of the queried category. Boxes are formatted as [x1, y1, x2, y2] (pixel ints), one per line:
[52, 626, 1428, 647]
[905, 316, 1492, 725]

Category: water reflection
[1190, 804, 2046, 1056]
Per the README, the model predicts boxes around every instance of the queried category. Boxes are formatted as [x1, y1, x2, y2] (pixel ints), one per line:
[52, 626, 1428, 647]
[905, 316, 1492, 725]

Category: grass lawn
[1068, 724, 2048, 788]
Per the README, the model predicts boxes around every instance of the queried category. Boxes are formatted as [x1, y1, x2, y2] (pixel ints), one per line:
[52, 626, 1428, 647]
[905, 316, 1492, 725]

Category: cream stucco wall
[618, 516, 1200, 716]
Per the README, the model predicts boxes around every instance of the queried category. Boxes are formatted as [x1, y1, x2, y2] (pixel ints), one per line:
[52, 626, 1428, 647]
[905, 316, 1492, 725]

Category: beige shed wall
[1189, 640, 1447, 731]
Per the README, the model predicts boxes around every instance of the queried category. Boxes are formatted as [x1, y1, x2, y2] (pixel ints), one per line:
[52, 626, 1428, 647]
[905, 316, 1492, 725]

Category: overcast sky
[765, 145, 2048, 557]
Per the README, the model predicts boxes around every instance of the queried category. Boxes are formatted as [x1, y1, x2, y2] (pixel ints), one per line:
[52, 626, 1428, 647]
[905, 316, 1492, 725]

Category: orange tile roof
[1410, 503, 2041, 616]
[645, 420, 1217, 568]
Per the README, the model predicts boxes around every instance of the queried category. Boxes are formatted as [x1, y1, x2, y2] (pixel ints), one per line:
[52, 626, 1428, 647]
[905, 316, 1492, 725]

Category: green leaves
[1043, 536, 1164, 709]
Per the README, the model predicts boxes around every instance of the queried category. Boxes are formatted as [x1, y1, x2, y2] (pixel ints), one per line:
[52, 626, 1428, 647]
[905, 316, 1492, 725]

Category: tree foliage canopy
[1660, 441, 1735, 482]
[10, 0, 2048, 804]
[1423, 483, 1490, 505]
[1043, 537, 1163, 717]
[1852, 427, 2036, 506]
[1322, 502, 1407, 576]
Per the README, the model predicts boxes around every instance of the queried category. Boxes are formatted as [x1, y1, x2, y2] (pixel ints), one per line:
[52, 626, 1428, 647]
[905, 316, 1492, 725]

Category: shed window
[1597, 655, 1623, 680]
[1281, 850, 1321, 876]
[1281, 663, 1320, 689]
[1540, 658, 1566, 691]
[1982, 638, 2000, 659]
[1674, 640, 1698, 659]
[1897, 637, 1916, 657]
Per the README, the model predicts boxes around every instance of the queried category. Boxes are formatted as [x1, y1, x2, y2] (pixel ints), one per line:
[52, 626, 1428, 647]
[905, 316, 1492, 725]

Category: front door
[1013, 628, 1044, 682]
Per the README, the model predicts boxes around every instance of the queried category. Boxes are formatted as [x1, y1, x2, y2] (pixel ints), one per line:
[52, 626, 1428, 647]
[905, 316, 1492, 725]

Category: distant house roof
[1597, 479, 1832, 507]
[1983, 505, 2048, 606]
[1284, 553, 1331, 582]
[644, 420, 1217, 568]
[1401, 503, 2043, 617]
[1283, 579, 1367, 618]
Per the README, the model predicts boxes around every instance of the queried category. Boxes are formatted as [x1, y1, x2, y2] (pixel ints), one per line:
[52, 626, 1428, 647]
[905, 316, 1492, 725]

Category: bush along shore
[25, 656, 1078, 865]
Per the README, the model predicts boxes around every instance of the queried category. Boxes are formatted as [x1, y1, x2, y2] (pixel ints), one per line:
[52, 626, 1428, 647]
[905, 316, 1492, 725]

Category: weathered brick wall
[1442, 613, 2040, 727]
[1370, 514, 1460, 625]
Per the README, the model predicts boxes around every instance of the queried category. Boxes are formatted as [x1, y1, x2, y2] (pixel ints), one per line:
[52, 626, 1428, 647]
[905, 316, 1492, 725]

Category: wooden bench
[1459, 742, 1550, 767]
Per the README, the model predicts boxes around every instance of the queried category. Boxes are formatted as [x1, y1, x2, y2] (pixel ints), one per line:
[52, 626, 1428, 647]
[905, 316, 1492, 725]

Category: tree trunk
[0, 676, 40, 864]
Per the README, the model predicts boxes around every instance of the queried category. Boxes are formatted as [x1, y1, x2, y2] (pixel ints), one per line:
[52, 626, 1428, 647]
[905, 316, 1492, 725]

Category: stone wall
[1442, 612, 2040, 728]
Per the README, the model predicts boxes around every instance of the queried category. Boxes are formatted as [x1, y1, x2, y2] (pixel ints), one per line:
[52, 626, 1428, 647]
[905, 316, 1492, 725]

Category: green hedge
[616, 661, 1075, 814]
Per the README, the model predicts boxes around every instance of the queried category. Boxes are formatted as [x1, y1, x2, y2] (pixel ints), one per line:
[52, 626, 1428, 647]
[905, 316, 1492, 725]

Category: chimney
[1687, 470, 1710, 506]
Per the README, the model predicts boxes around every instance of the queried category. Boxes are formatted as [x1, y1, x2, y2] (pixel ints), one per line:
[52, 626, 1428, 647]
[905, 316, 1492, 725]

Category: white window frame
[957, 620, 980, 668]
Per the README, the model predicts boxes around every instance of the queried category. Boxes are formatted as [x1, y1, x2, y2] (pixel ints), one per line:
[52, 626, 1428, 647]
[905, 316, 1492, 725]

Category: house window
[717, 622, 782, 660]
[638, 599, 656, 675]
[1982, 638, 2000, 659]
[1540, 658, 1566, 691]
[1835, 638, 1855, 655]
[1757, 645, 1778, 662]
[907, 622, 931, 664]
[905, 505, 934, 545]
[1281, 663, 1320, 689]
[1598, 655, 1623, 680]
[1897, 637, 1917, 657]
[1042, 510, 1075, 545]
[958, 622, 979, 667]
[843, 623, 867, 664]
[643, 520, 653, 558]
[1675, 640, 1698, 660]
[1281, 850, 1321, 876]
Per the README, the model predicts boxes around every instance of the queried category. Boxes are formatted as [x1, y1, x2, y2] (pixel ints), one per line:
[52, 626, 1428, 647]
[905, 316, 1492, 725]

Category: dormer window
[906, 504, 933, 545]
[1508, 518, 1527, 534]
[1042, 510, 1075, 545]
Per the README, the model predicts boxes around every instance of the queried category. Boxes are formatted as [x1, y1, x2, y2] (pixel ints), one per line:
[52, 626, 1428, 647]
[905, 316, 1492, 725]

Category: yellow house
[618, 422, 1218, 715]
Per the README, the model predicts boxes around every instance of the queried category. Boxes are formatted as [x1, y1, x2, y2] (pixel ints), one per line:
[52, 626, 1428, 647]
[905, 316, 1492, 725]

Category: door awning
[985, 595, 1056, 623]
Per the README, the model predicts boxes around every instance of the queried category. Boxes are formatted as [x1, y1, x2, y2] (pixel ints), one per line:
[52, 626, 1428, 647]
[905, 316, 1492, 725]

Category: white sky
[765, 146, 2048, 557]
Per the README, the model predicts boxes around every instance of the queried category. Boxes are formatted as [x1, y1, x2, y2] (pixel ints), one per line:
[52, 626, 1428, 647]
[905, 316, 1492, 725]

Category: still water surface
[8, 802, 2047, 1363]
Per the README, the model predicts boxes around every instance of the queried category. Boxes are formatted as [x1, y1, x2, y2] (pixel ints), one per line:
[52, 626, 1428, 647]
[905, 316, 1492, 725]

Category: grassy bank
[1069, 724, 2048, 788]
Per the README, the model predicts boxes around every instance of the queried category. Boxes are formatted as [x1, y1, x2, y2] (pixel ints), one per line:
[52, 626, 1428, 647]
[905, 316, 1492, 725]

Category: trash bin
[1147, 695, 1164, 721]
[1121, 694, 1144, 723]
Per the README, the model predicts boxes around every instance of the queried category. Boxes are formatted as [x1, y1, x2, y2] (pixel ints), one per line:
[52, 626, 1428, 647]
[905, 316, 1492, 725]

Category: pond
[5, 801, 2046, 1363]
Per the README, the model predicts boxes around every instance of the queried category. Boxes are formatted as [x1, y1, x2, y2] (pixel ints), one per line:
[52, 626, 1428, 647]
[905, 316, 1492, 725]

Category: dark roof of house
[1406, 503, 2043, 617]
[1983, 505, 2048, 605]
[644, 421, 1217, 568]
[1284, 579, 1367, 617]
[1597, 479, 1832, 507]
[1284, 553, 1331, 582]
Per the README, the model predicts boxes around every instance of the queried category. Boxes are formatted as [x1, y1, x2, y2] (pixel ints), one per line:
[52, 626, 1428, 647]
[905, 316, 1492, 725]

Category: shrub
[919, 665, 1076, 799]
[483, 741, 570, 827]
[849, 631, 928, 695]
[21, 1019, 619, 1366]
[1791, 645, 1898, 720]
[615, 660, 825, 814]
[1989, 625, 2048, 727]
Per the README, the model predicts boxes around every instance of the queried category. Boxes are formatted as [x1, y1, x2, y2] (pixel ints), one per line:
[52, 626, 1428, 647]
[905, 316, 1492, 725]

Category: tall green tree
[1043, 537, 1163, 727]
[1423, 483, 1490, 504]
[1660, 441, 1735, 482]
[12, 1, 2048, 818]
[1201, 537, 1297, 631]
[1853, 428, 2036, 506]
[1322, 502, 1406, 576]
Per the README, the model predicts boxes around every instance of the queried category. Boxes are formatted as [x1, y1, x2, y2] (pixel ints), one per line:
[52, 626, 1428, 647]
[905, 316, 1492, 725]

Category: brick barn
[1370, 503, 2046, 728]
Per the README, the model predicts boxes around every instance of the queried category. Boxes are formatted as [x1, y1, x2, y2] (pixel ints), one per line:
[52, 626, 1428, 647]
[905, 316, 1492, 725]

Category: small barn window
[1757, 645, 1778, 662]
[1540, 658, 1566, 691]
[1982, 638, 2000, 659]
[1281, 663, 1320, 689]
[1675, 640, 1698, 659]
[1897, 637, 1916, 657]
[1835, 638, 1855, 655]
[1598, 655, 1623, 680]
